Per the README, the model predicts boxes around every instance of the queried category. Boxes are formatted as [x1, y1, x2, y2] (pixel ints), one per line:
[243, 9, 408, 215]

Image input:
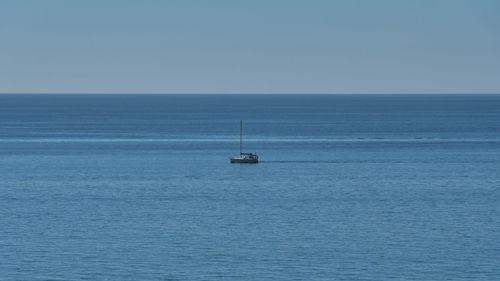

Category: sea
[0, 94, 499, 280]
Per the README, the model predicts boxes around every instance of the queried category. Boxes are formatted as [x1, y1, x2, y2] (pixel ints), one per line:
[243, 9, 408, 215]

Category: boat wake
[261, 160, 341, 163]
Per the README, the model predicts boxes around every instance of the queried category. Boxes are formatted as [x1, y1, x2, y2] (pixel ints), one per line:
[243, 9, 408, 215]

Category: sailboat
[230, 120, 259, 163]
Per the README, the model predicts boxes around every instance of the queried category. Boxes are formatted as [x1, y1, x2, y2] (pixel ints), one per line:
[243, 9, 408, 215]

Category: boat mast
[240, 120, 242, 155]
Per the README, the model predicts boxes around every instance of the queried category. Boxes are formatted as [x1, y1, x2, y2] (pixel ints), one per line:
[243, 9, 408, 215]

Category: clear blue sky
[1, 0, 499, 93]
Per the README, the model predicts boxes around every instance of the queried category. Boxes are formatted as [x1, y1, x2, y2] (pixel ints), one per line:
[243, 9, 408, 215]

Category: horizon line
[1, 92, 500, 95]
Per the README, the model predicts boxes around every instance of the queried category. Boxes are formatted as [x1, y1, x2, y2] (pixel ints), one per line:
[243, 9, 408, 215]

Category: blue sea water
[0, 94, 499, 280]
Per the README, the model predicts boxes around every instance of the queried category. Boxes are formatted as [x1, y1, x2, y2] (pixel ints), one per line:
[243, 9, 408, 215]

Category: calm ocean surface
[0, 94, 499, 280]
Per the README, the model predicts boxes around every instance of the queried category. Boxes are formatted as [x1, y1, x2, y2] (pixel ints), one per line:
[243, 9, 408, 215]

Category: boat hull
[230, 158, 258, 164]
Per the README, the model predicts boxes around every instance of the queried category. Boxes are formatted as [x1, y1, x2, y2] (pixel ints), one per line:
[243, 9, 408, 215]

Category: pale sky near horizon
[1, 0, 499, 94]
